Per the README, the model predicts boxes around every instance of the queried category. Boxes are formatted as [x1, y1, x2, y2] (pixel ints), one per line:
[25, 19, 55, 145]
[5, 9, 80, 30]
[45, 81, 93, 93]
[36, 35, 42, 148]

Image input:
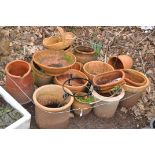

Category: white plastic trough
[0, 86, 31, 129]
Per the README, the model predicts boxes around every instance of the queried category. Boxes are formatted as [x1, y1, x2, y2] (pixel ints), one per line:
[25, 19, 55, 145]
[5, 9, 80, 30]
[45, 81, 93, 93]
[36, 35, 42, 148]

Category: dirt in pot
[110, 57, 123, 69]
[76, 46, 94, 53]
[37, 95, 66, 108]
[0, 95, 22, 129]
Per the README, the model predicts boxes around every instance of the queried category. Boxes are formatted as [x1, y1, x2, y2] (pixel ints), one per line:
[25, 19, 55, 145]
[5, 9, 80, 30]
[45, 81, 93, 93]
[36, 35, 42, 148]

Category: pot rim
[54, 69, 88, 89]
[83, 61, 114, 77]
[93, 70, 125, 87]
[32, 50, 77, 70]
[123, 69, 147, 86]
[92, 88, 125, 102]
[33, 84, 74, 112]
[74, 46, 95, 55]
[5, 60, 31, 79]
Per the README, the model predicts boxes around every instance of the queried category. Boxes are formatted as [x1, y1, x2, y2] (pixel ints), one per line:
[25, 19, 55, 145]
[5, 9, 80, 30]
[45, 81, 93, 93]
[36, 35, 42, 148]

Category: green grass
[75, 95, 95, 104]
[90, 41, 103, 56]
[64, 54, 73, 64]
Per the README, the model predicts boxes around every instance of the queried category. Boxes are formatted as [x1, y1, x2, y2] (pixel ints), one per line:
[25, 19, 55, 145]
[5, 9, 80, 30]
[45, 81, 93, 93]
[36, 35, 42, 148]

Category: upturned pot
[108, 55, 133, 69]
[123, 69, 147, 87]
[5, 60, 35, 104]
[73, 46, 97, 64]
[72, 92, 95, 116]
[70, 62, 83, 71]
[33, 84, 74, 129]
[32, 50, 76, 76]
[54, 69, 88, 93]
[92, 89, 125, 118]
[31, 61, 53, 87]
[83, 61, 114, 81]
[93, 70, 125, 93]
[120, 74, 150, 108]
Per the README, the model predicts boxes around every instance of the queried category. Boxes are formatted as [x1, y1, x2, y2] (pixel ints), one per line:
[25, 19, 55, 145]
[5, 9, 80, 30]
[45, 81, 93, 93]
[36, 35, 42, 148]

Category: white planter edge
[0, 86, 31, 129]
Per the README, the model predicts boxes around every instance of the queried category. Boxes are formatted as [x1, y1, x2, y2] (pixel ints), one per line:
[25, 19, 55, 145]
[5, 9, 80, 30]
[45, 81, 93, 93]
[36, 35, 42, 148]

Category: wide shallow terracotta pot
[72, 92, 95, 116]
[73, 46, 97, 64]
[83, 61, 114, 81]
[120, 74, 150, 108]
[54, 69, 88, 93]
[70, 62, 83, 71]
[5, 60, 34, 104]
[33, 84, 74, 129]
[32, 50, 76, 76]
[108, 55, 133, 69]
[123, 69, 147, 87]
[31, 61, 53, 87]
[93, 89, 125, 118]
[43, 27, 76, 50]
[93, 70, 125, 93]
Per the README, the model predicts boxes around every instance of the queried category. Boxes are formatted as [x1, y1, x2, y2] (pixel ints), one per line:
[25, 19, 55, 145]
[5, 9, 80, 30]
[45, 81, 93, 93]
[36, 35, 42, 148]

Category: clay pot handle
[57, 26, 65, 42]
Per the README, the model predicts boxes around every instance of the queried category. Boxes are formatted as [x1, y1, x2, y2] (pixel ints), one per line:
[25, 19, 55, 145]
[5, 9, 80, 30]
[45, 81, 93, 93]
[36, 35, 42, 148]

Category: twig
[138, 49, 146, 74]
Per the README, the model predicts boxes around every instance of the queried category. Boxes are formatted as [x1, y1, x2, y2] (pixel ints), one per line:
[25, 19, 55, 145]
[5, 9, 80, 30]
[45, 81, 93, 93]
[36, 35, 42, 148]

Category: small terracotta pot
[32, 50, 76, 76]
[93, 89, 125, 118]
[5, 60, 34, 104]
[54, 69, 88, 93]
[70, 62, 83, 71]
[83, 61, 114, 81]
[72, 92, 94, 116]
[123, 69, 147, 87]
[108, 55, 133, 69]
[120, 75, 150, 108]
[31, 61, 53, 87]
[93, 70, 125, 93]
[33, 84, 74, 129]
[73, 46, 97, 64]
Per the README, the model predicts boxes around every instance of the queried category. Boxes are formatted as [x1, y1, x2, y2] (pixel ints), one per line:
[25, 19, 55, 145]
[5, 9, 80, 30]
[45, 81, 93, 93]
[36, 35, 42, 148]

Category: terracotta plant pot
[73, 46, 97, 64]
[32, 50, 76, 76]
[93, 70, 125, 93]
[108, 55, 133, 69]
[54, 69, 88, 93]
[120, 75, 150, 108]
[31, 61, 53, 87]
[72, 92, 95, 116]
[70, 62, 83, 71]
[33, 84, 74, 129]
[5, 60, 35, 104]
[43, 27, 76, 50]
[123, 69, 147, 87]
[83, 61, 114, 81]
[93, 89, 125, 118]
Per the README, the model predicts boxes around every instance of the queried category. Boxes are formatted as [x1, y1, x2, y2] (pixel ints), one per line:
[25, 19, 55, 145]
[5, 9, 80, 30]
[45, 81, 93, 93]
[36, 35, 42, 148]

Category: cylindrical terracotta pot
[70, 62, 83, 71]
[93, 70, 125, 93]
[54, 69, 88, 93]
[31, 61, 53, 87]
[33, 84, 74, 129]
[123, 69, 147, 87]
[120, 75, 150, 108]
[5, 60, 35, 104]
[72, 92, 94, 116]
[108, 55, 133, 69]
[93, 89, 125, 118]
[32, 50, 76, 76]
[83, 61, 114, 81]
[73, 46, 97, 64]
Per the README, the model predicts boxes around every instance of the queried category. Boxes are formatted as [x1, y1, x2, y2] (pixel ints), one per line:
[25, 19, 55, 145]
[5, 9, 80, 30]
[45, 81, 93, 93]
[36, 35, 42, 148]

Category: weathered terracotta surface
[73, 46, 97, 64]
[33, 84, 74, 129]
[123, 69, 147, 87]
[93, 70, 125, 93]
[70, 62, 83, 71]
[83, 61, 114, 80]
[108, 55, 133, 69]
[54, 69, 88, 93]
[5, 60, 34, 104]
[32, 50, 76, 76]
